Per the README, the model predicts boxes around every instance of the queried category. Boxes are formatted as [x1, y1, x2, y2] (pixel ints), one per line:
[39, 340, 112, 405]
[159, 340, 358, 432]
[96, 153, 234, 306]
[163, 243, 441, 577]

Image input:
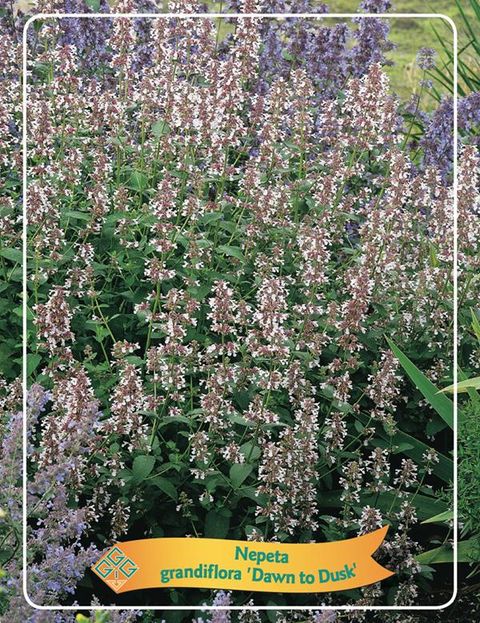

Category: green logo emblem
[93, 546, 139, 592]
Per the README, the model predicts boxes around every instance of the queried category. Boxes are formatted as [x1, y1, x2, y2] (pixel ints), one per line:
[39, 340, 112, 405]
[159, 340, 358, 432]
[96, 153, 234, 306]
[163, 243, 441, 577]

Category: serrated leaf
[124, 355, 144, 366]
[0, 247, 22, 264]
[205, 510, 230, 538]
[132, 455, 155, 482]
[201, 212, 223, 225]
[229, 414, 254, 428]
[27, 353, 42, 377]
[128, 170, 148, 191]
[240, 442, 261, 461]
[64, 210, 90, 221]
[152, 119, 170, 137]
[240, 487, 268, 506]
[216, 245, 244, 261]
[188, 283, 211, 301]
[229, 463, 253, 488]
[233, 390, 251, 411]
[152, 476, 178, 501]
[157, 414, 192, 428]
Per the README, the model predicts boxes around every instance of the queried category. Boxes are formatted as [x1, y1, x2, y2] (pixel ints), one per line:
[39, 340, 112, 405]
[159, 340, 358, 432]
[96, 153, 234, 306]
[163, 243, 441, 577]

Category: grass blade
[356, 413, 453, 483]
[417, 538, 480, 564]
[386, 338, 454, 429]
[440, 376, 480, 394]
[421, 510, 453, 525]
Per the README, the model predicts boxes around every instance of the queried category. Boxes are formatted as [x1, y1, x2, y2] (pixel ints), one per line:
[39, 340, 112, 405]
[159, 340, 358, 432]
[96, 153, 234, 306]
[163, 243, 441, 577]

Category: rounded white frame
[22, 11, 458, 612]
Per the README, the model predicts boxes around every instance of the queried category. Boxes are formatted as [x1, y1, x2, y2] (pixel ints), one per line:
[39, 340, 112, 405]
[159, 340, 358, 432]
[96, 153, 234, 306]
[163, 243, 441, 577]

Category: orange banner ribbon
[91, 525, 393, 594]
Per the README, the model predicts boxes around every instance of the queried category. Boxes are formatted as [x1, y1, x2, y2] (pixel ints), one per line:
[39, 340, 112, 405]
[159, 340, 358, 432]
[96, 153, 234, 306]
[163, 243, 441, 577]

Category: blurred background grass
[203, 0, 479, 107]
[331, 0, 477, 105]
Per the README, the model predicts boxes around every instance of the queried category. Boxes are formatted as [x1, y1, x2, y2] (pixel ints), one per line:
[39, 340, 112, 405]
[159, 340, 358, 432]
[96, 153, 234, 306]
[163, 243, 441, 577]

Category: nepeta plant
[0, 0, 478, 619]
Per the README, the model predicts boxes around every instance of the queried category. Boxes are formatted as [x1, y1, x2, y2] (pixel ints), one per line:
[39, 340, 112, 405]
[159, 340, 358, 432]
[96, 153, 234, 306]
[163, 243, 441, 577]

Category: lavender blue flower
[420, 97, 454, 179]
[459, 91, 480, 144]
[359, 0, 392, 11]
[420, 91, 480, 178]
[27, 383, 51, 417]
[210, 590, 232, 623]
[350, 0, 394, 76]
[59, 0, 113, 69]
[416, 46, 437, 70]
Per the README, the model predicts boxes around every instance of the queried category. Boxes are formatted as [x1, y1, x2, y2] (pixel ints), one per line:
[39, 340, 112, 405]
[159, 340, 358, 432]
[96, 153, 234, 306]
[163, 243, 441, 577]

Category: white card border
[22, 11, 458, 612]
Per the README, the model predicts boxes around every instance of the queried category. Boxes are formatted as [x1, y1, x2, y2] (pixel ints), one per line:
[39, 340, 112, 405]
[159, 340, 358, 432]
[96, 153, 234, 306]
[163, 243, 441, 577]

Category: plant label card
[22, 9, 459, 614]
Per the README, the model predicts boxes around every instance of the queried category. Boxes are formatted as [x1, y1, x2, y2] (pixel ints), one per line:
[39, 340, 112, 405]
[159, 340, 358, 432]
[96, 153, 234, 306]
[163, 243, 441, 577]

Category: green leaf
[416, 538, 480, 564]
[428, 243, 439, 268]
[152, 476, 178, 501]
[240, 442, 261, 462]
[471, 309, 480, 341]
[321, 489, 448, 521]
[228, 414, 254, 428]
[94, 324, 110, 343]
[156, 414, 192, 428]
[426, 417, 448, 437]
[124, 355, 144, 367]
[0, 247, 22, 264]
[216, 245, 244, 261]
[128, 170, 148, 192]
[440, 377, 480, 394]
[386, 338, 454, 429]
[188, 283, 211, 301]
[392, 442, 414, 454]
[152, 119, 170, 137]
[281, 48, 295, 61]
[229, 463, 253, 489]
[457, 366, 480, 405]
[233, 390, 251, 411]
[421, 510, 453, 525]
[205, 510, 230, 538]
[64, 210, 90, 221]
[27, 353, 42, 377]
[132, 455, 155, 482]
[239, 487, 268, 507]
[201, 212, 223, 225]
[356, 413, 453, 483]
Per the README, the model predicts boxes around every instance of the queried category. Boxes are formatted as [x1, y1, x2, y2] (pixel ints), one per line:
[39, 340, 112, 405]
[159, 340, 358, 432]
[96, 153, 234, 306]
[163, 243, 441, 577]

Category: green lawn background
[204, 0, 479, 105]
[315, 0, 479, 103]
